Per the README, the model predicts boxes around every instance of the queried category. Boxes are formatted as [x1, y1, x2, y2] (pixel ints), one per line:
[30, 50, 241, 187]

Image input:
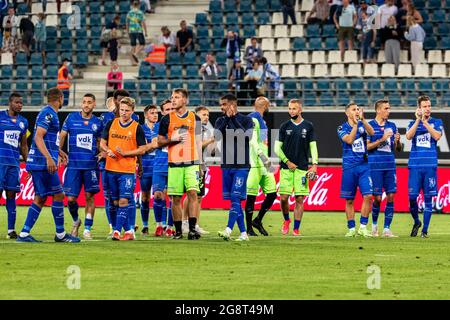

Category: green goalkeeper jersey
[249, 112, 269, 168]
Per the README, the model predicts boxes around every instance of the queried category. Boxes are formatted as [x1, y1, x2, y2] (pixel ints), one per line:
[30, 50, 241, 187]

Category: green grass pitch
[1, 207, 450, 300]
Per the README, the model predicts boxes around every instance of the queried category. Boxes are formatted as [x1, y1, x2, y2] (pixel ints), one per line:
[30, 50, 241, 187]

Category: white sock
[86, 213, 92, 220]
[8, 229, 14, 233]
[56, 232, 66, 239]
[19, 232, 29, 237]
[372, 224, 378, 230]
[348, 227, 355, 231]
[157, 222, 162, 226]
[360, 224, 367, 229]
[225, 227, 232, 235]
[241, 231, 248, 237]
[383, 228, 390, 233]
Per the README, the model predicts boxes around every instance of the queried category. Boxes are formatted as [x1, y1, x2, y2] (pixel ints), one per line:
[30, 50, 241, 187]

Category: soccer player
[337, 103, 375, 237]
[140, 104, 158, 235]
[245, 96, 277, 236]
[367, 100, 402, 237]
[99, 89, 139, 236]
[0, 93, 28, 239]
[59, 93, 102, 240]
[215, 94, 254, 242]
[406, 95, 442, 238]
[152, 99, 175, 237]
[100, 97, 147, 241]
[274, 99, 318, 236]
[158, 88, 203, 240]
[182, 106, 215, 235]
[18, 88, 80, 243]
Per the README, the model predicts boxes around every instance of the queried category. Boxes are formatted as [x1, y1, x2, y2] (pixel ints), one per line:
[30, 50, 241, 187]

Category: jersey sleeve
[407, 120, 415, 130]
[307, 122, 316, 143]
[36, 109, 54, 131]
[136, 124, 147, 147]
[102, 120, 113, 141]
[151, 122, 160, 140]
[194, 115, 202, 136]
[158, 115, 170, 136]
[61, 114, 71, 133]
[337, 125, 349, 141]
[278, 123, 286, 142]
[21, 118, 29, 136]
[435, 119, 443, 133]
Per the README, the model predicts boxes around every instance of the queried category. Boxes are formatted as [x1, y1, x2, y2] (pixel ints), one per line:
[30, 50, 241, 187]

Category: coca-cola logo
[417, 181, 450, 211]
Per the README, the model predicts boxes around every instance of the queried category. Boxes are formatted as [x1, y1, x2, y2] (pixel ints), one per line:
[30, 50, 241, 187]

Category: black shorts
[100, 40, 108, 48]
[198, 174, 205, 197]
[22, 31, 34, 47]
[129, 32, 145, 46]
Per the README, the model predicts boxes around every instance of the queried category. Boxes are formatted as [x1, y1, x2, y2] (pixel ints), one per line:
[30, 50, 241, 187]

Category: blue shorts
[408, 167, 437, 198]
[222, 168, 250, 201]
[63, 168, 100, 197]
[140, 175, 153, 193]
[340, 163, 373, 199]
[0, 165, 20, 192]
[152, 172, 167, 193]
[371, 169, 397, 196]
[106, 171, 136, 200]
[31, 170, 63, 197]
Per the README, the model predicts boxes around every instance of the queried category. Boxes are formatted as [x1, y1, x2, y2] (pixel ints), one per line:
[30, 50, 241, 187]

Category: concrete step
[155, 5, 207, 14]
[82, 71, 137, 80]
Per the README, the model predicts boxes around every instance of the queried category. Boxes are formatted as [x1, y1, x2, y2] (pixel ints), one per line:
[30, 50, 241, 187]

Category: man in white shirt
[378, 0, 398, 28]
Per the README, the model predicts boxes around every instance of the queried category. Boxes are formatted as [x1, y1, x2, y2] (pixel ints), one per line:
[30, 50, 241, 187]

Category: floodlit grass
[1, 208, 450, 299]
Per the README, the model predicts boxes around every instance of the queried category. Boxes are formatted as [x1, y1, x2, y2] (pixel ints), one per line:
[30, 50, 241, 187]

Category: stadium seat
[290, 25, 304, 37]
[308, 38, 322, 50]
[262, 39, 275, 51]
[422, 22, 433, 35]
[269, 0, 282, 11]
[344, 50, 357, 63]
[169, 66, 183, 79]
[30, 93, 42, 106]
[423, 36, 437, 49]
[0, 65, 13, 79]
[195, 13, 208, 25]
[436, 23, 450, 36]
[387, 92, 402, 106]
[123, 80, 137, 94]
[279, 51, 293, 64]
[104, 2, 115, 13]
[209, 0, 222, 12]
[243, 26, 256, 38]
[316, 79, 331, 91]
[281, 65, 296, 78]
[336, 92, 350, 106]
[211, 13, 223, 25]
[15, 82, 28, 93]
[418, 79, 433, 91]
[311, 51, 326, 64]
[370, 92, 385, 104]
[306, 25, 320, 38]
[428, 50, 443, 63]
[1, 80, 11, 91]
[226, 13, 239, 25]
[313, 64, 328, 77]
[367, 79, 382, 91]
[223, 0, 237, 12]
[255, 0, 269, 11]
[185, 66, 199, 79]
[187, 81, 201, 92]
[432, 64, 447, 77]
[431, 10, 446, 23]
[76, 52, 88, 66]
[397, 64, 412, 77]
[349, 79, 364, 91]
[324, 38, 338, 50]
[77, 39, 89, 51]
[381, 64, 396, 77]
[89, 1, 101, 13]
[274, 25, 288, 38]
[435, 79, 449, 92]
[295, 51, 309, 64]
[322, 25, 336, 37]
[15, 66, 28, 80]
[155, 81, 168, 93]
[30, 53, 43, 65]
[46, 66, 58, 79]
[327, 51, 341, 63]
[153, 65, 167, 79]
[353, 92, 369, 105]
[276, 38, 290, 51]
[17, 3, 28, 14]
[301, 79, 314, 91]
[119, 1, 131, 13]
[257, 12, 271, 24]
[31, 66, 43, 79]
[292, 38, 306, 51]
[241, 13, 254, 25]
[138, 63, 152, 79]
[363, 64, 378, 77]
[400, 79, 416, 91]
[335, 79, 347, 91]
[414, 64, 429, 77]
[297, 65, 312, 77]
[15, 52, 28, 65]
[240, 0, 252, 12]
[346, 64, 362, 77]
[318, 92, 335, 106]
[441, 37, 450, 50]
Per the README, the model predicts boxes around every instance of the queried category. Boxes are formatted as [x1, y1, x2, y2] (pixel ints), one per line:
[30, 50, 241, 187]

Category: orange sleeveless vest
[57, 66, 70, 89]
[144, 44, 166, 64]
[105, 118, 139, 174]
[168, 111, 199, 164]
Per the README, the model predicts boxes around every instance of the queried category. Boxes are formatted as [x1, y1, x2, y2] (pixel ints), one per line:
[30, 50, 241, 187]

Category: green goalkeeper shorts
[167, 165, 200, 196]
[246, 166, 277, 196]
[278, 168, 310, 196]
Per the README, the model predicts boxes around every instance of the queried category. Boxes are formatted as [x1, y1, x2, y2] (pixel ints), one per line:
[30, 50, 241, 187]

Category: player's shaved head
[255, 96, 269, 109]
[47, 87, 63, 102]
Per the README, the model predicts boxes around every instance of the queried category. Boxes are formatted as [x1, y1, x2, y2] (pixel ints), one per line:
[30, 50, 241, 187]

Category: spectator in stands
[106, 97, 116, 111]
[258, 56, 283, 100]
[108, 29, 120, 64]
[159, 26, 176, 52]
[357, 10, 376, 63]
[57, 58, 73, 107]
[126, 1, 148, 66]
[228, 59, 247, 106]
[19, 15, 33, 57]
[379, 0, 398, 29]
[245, 59, 264, 100]
[221, 31, 244, 77]
[404, 15, 425, 71]
[280, 0, 297, 25]
[100, 15, 120, 66]
[56, 0, 68, 13]
[406, 3, 423, 24]
[2, 7, 18, 38]
[1, 28, 16, 58]
[176, 20, 194, 54]
[380, 15, 401, 71]
[244, 37, 262, 73]
[333, 0, 357, 61]
[307, 0, 330, 32]
[34, 13, 46, 57]
[106, 62, 123, 98]
[356, 0, 375, 29]
[143, 41, 166, 67]
[41, 0, 47, 12]
[328, 0, 342, 24]
[200, 53, 221, 106]
[140, 0, 154, 14]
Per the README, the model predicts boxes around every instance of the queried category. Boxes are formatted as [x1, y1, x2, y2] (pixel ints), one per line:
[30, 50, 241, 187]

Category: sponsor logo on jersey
[76, 134, 93, 150]
[4, 130, 20, 148]
[416, 133, 431, 148]
[352, 137, 365, 153]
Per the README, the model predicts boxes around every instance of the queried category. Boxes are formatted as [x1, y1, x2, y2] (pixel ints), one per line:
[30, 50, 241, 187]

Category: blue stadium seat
[370, 92, 385, 104]
[322, 25, 336, 37]
[169, 66, 183, 79]
[198, 38, 211, 52]
[104, 2, 116, 13]
[429, 0, 441, 8]
[1, 65, 12, 79]
[119, 0, 131, 13]
[89, 13, 102, 26]
[308, 38, 322, 50]
[209, 0, 222, 12]
[419, 10, 429, 23]
[60, 27, 72, 39]
[435, 79, 450, 91]
[46, 81, 58, 90]
[46, 26, 57, 38]
[189, 93, 202, 106]
[284, 80, 298, 91]
[31, 81, 43, 92]
[441, 37, 450, 49]
[89, 1, 101, 13]
[15, 52, 28, 65]
[349, 79, 364, 91]
[240, 0, 252, 12]
[90, 26, 102, 38]
[123, 80, 137, 93]
[367, 80, 381, 91]
[167, 52, 182, 65]
[216, 52, 227, 65]
[401, 79, 415, 91]
[431, 10, 446, 23]
[197, 26, 209, 38]
[317, 79, 330, 91]
[353, 92, 369, 105]
[76, 52, 88, 66]
[15, 82, 27, 93]
[138, 63, 152, 79]
[170, 80, 184, 90]
[324, 37, 338, 50]
[269, 0, 282, 11]
[384, 79, 398, 91]
[1, 81, 11, 91]
[437, 23, 450, 35]
[183, 52, 197, 65]
[46, 38, 57, 52]
[90, 41, 101, 53]
[153, 65, 167, 79]
[60, 14, 70, 27]
[303, 95, 317, 106]
[187, 81, 201, 91]
[223, 0, 236, 12]
[226, 13, 239, 25]
[195, 13, 208, 25]
[418, 79, 433, 91]
[319, 92, 335, 106]
[155, 81, 168, 92]
[301, 79, 314, 91]
[335, 79, 347, 91]
[77, 39, 89, 51]
[30, 53, 43, 65]
[138, 80, 152, 93]
[212, 25, 224, 38]
[211, 13, 223, 25]
[61, 51, 72, 62]
[257, 12, 271, 24]
[387, 92, 402, 106]
[76, 28, 88, 39]
[31, 66, 43, 79]
[15, 66, 28, 80]
[306, 25, 320, 38]
[140, 93, 153, 106]
[16, 3, 28, 15]
[422, 22, 434, 35]
[185, 65, 199, 79]
[406, 94, 418, 106]
[241, 13, 254, 25]
[46, 66, 58, 79]
[60, 39, 73, 51]
[243, 26, 256, 38]
[255, 0, 269, 11]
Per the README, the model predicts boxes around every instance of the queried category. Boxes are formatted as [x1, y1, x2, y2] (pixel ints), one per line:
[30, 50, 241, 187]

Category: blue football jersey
[142, 122, 156, 177]
[26, 105, 60, 171]
[98, 111, 139, 170]
[152, 121, 168, 174]
[338, 121, 368, 170]
[368, 119, 397, 171]
[408, 117, 443, 168]
[0, 110, 28, 167]
[62, 112, 103, 170]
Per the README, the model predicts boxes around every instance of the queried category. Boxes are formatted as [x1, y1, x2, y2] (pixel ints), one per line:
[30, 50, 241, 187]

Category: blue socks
[294, 220, 301, 230]
[85, 217, 93, 231]
[161, 201, 167, 226]
[128, 198, 136, 230]
[227, 196, 240, 230]
[347, 219, 356, 229]
[52, 201, 65, 234]
[140, 200, 150, 227]
[68, 201, 79, 222]
[6, 198, 16, 231]
[409, 198, 421, 225]
[153, 198, 163, 223]
[384, 202, 394, 229]
[372, 201, 380, 225]
[360, 216, 369, 226]
[21, 203, 42, 233]
[104, 197, 111, 225]
[115, 206, 128, 232]
[109, 204, 117, 230]
[283, 213, 290, 221]
[236, 201, 246, 233]
[423, 196, 433, 233]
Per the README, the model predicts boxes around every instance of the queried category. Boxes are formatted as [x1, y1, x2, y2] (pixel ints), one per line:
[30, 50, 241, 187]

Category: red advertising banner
[8, 164, 450, 213]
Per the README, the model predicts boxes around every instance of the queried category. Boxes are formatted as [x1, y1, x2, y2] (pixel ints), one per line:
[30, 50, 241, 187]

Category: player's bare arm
[100, 138, 116, 158]
[20, 132, 28, 163]
[422, 118, 442, 141]
[406, 109, 422, 140]
[359, 108, 374, 136]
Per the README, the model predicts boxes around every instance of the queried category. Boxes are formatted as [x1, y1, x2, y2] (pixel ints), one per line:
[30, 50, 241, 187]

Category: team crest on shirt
[358, 126, 364, 134]
[368, 177, 373, 188]
[301, 128, 307, 138]
[45, 113, 53, 124]
[126, 178, 132, 188]
[19, 122, 25, 130]
[429, 178, 436, 189]
[92, 124, 98, 131]
[235, 177, 243, 187]
[91, 171, 98, 183]
[286, 130, 292, 135]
